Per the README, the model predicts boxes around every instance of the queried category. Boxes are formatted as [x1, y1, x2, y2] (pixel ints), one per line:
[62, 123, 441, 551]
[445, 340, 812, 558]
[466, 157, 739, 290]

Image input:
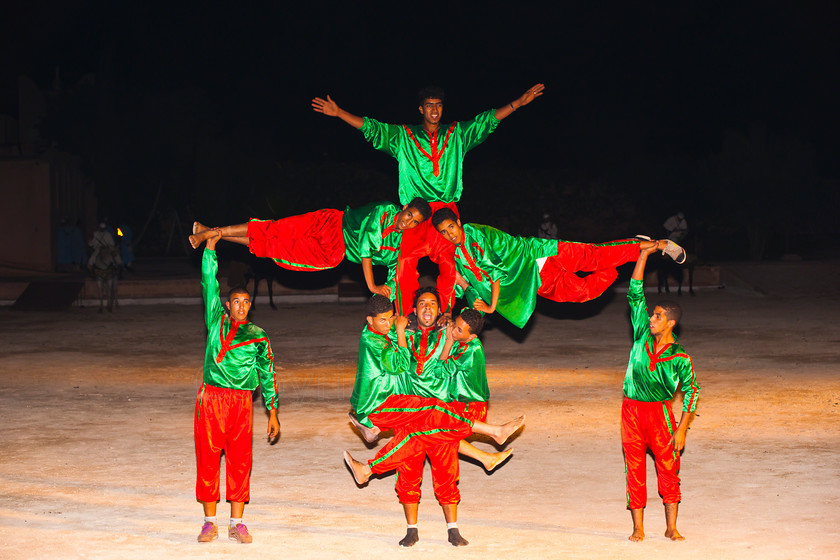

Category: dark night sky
[2, 1, 839, 249]
[4, 1, 837, 155]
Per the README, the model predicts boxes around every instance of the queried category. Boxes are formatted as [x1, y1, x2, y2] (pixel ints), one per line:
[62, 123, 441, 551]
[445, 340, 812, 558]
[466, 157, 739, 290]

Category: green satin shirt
[623, 279, 700, 412]
[350, 325, 410, 428]
[201, 248, 278, 410]
[342, 201, 405, 293]
[454, 223, 557, 328]
[435, 337, 489, 404]
[403, 326, 451, 401]
[360, 110, 500, 204]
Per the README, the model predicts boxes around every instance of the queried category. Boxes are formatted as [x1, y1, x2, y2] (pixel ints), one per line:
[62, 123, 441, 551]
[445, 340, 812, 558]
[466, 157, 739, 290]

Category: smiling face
[367, 309, 395, 335]
[418, 97, 443, 128]
[395, 206, 425, 232]
[414, 292, 440, 329]
[435, 218, 464, 245]
[649, 305, 676, 338]
[225, 290, 252, 323]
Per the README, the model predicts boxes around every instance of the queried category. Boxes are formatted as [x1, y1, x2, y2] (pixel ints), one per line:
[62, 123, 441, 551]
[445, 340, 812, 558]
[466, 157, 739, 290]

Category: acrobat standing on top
[312, 83, 545, 315]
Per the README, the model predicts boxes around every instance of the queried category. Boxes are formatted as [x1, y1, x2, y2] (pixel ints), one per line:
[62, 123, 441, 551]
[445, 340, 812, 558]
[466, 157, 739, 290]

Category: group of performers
[188, 83, 700, 546]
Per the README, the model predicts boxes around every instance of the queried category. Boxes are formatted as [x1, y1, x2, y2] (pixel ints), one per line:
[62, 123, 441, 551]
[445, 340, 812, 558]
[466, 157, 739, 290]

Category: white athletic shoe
[662, 240, 687, 264]
[635, 234, 652, 241]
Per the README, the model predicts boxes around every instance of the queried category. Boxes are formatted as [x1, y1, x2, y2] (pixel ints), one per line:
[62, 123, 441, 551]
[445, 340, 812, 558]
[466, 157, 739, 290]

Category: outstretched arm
[311, 95, 364, 129]
[200, 232, 224, 329]
[205, 230, 221, 251]
[494, 83, 545, 121]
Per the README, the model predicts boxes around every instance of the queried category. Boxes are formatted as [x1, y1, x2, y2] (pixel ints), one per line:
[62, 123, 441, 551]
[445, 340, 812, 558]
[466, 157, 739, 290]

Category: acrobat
[620, 241, 700, 542]
[346, 294, 523, 546]
[194, 231, 280, 544]
[431, 207, 686, 327]
[189, 198, 431, 311]
[313, 83, 545, 315]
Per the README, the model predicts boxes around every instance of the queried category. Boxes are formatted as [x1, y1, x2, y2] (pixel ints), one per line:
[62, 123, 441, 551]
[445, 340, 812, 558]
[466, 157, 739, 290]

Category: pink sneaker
[229, 523, 253, 544]
[197, 522, 218, 543]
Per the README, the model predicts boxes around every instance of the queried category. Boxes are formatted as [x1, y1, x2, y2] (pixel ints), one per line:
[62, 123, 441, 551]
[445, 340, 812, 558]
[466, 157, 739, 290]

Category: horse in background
[89, 246, 121, 311]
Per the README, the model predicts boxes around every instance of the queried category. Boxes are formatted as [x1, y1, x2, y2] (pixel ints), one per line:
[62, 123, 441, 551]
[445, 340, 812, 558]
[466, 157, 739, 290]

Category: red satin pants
[621, 397, 681, 509]
[194, 384, 253, 503]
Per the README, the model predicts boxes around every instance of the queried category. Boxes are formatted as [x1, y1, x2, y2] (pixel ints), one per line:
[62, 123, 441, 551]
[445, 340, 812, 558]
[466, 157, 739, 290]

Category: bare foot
[492, 415, 525, 445]
[447, 528, 469, 546]
[348, 413, 380, 443]
[188, 226, 220, 249]
[629, 528, 644, 542]
[343, 450, 371, 485]
[482, 448, 513, 472]
[665, 528, 684, 541]
[193, 221, 211, 235]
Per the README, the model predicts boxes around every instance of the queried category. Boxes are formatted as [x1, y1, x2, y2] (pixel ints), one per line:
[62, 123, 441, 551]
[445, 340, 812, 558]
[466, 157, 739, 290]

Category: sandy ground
[1, 260, 839, 559]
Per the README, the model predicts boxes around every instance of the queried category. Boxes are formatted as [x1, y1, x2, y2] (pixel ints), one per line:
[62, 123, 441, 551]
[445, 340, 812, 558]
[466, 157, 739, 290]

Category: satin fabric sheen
[360, 110, 500, 205]
[200, 248, 278, 408]
[194, 384, 253, 503]
[455, 223, 557, 328]
[621, 397, 681, 508]
[622, 278, 699, 411]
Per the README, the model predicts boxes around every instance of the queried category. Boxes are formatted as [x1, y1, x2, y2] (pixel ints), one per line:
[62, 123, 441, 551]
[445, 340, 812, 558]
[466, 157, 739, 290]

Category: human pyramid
[188, 84, 699, 547]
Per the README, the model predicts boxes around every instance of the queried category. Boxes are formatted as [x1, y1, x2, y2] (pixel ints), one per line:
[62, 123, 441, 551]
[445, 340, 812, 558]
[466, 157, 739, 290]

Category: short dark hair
[418, 85, 445, 105]
[406, 197, 432, 221]
[227, 285, 251, 300]
[431, 207, 458, 228]
[365, 294, 394, 318]
[413, 286, 441, 308]
[658, 300, 682, 326]
[458, 308, 485, 337]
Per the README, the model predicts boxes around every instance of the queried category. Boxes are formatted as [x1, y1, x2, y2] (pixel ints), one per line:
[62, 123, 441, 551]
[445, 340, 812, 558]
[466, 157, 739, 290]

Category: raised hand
[515, 83, 545, 108]
[205, 229, 222, 250]
[312, 95, 340, 117]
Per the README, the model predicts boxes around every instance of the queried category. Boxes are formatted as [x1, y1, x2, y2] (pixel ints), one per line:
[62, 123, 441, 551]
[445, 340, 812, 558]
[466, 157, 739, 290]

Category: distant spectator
[663, 212, 688, 243]
[56, 218, 86, 271]
[88, 222, 122, 312]
[117, 222, 134, 271]
[537, 213, 558, 240]
[659, 212, 688, 295]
